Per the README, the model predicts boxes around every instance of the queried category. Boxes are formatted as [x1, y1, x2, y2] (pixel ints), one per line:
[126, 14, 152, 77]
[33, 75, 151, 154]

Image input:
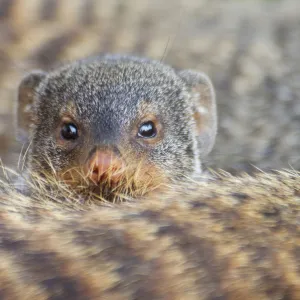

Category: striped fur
[0, 171, 300, 299]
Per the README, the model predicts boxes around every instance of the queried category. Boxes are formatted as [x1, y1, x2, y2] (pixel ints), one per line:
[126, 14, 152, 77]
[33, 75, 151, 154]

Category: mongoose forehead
[1, 171, 300, 299]
[17, 55, 217, 199]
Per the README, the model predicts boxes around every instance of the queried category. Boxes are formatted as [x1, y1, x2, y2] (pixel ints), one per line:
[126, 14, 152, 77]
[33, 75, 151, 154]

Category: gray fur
[17, 55, 217, 181]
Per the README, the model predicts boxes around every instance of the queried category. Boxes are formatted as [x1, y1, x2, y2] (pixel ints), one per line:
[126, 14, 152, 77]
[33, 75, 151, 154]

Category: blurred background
[0, 0, 299, 174]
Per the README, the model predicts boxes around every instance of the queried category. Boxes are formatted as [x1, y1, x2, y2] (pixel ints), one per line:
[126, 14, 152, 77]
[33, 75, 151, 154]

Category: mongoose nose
[85, 151, 124, 184]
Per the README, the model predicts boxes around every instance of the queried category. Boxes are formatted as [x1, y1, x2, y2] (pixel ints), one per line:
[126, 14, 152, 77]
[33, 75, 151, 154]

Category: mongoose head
[17, 55, 217, 198]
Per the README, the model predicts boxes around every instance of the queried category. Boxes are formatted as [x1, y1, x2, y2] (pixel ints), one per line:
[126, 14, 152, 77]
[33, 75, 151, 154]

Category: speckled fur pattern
[0, 0, 300, 172]
[0, 170, 300, 299]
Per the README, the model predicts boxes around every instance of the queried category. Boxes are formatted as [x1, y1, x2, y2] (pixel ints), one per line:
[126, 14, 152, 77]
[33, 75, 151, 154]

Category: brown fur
[0, 170, 300, 299]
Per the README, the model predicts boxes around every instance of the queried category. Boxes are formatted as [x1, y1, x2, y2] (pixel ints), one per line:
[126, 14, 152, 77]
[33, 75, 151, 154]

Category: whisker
[21, 139, 33, 172]
[160, 5, 186, 63]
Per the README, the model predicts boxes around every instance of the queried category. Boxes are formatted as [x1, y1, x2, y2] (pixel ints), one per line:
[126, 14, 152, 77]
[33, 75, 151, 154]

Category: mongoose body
[16, 54, 217, 198]
[0, 171, 300, 299]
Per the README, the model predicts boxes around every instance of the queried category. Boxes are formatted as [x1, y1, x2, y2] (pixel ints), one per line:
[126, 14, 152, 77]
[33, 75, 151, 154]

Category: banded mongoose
[16, 54, 217, 199]
[0, 170, 300, 299]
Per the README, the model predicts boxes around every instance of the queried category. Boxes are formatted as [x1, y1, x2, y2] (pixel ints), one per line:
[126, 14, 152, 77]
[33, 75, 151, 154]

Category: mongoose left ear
[178, 70, 217, 156]
[16, 70, 46, 142]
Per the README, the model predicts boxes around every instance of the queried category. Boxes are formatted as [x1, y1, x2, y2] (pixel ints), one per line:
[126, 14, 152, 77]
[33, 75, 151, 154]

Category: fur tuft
[0, 168, 300, 298]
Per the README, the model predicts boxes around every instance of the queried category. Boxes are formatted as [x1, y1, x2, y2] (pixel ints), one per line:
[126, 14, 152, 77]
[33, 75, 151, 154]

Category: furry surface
[0, 170, 300, 299]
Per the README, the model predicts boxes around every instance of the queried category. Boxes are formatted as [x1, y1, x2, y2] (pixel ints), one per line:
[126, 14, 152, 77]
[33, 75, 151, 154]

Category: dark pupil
[138, 121, 156, 138]
[61, 123, 78, 140]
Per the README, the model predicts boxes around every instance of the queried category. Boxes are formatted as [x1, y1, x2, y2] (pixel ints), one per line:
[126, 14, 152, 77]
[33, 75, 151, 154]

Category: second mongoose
[0, 170, 300, 299]
[16, 54, 217, 199]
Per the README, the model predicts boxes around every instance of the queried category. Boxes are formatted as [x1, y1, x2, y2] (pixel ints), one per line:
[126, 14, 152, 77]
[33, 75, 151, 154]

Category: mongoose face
[17, 55, 217, 197]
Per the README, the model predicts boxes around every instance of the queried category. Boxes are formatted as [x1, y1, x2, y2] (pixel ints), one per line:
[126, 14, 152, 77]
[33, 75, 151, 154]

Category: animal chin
[58, 164, 163, 203]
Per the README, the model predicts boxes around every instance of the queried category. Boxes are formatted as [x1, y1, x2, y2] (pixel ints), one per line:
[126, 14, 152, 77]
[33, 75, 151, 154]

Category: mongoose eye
[61, 123, 78, 140]
[138, 121, 157, 138]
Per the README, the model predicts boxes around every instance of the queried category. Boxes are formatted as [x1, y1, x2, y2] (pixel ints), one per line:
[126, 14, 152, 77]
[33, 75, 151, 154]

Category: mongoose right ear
[178, 70, 217, 157]
[17, 71, 46, 142]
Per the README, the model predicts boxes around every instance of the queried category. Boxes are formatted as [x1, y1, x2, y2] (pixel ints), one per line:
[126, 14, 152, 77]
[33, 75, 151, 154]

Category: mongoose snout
[84, 149, 125, 185]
